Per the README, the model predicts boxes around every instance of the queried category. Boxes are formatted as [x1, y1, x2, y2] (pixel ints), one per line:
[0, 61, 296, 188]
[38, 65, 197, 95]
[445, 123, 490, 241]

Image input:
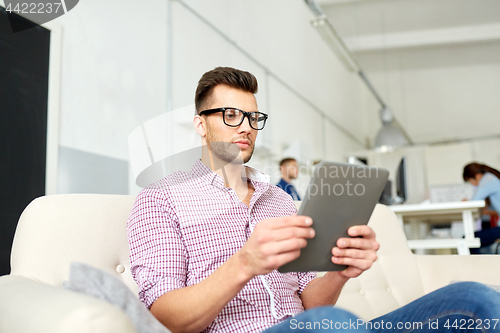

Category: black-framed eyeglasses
[199, 107, 268, 130]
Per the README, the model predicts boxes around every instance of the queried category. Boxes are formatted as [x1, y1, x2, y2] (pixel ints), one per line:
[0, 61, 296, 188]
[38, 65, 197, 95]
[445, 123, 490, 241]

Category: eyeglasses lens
[224, 109, 265, 130]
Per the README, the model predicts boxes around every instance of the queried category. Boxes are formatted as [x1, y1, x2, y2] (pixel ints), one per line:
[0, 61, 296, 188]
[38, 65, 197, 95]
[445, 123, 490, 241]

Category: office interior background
[1, 0, 500, 274]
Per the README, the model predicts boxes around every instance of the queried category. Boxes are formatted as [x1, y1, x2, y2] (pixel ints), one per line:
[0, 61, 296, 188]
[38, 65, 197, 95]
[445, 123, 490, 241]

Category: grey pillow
[63, 262, 170, 333]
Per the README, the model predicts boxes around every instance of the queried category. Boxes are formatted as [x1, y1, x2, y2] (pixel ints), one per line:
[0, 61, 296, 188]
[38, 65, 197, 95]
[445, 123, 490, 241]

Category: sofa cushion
[64, 262, 170, 333]
[10, 194, 138, 294]
[0, 275, 135, 333]
[334, 204, 425, 320]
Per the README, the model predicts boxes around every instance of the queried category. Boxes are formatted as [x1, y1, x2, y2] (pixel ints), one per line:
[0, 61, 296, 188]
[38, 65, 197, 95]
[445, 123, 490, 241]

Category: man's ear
[193, 115, 206, 137]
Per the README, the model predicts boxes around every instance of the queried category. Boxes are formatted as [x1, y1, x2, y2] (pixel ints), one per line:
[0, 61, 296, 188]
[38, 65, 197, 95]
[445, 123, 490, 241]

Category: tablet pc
[278, 161, 389, 273]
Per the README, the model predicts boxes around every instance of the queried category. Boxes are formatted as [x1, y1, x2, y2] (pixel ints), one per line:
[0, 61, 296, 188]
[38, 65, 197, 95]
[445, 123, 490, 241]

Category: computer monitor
[347, 156, 367, 165]
[379, 179, 393, 205]
[395, 157, 408, 204]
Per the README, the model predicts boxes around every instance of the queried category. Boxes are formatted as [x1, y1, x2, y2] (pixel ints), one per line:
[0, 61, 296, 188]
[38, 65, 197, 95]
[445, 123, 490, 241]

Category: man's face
[202, 84, 258, 164]
[283, 161, 299, 179]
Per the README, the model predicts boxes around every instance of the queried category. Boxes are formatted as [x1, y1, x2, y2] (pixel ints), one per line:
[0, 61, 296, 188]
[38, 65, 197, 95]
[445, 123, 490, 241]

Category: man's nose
[237, 116, 253, 133]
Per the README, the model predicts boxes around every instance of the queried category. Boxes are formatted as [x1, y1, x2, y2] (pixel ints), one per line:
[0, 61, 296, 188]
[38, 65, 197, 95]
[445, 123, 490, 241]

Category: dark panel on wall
[0, 7, 50, 275]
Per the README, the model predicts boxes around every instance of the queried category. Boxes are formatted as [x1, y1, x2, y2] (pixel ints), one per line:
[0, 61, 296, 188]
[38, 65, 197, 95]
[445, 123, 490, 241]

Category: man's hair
[195, 67, 258, 115]
[280, 158, 296, 167]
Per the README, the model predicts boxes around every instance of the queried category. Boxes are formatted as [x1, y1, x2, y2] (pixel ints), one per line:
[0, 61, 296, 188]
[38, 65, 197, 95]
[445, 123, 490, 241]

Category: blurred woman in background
[463, 162, 500, 253]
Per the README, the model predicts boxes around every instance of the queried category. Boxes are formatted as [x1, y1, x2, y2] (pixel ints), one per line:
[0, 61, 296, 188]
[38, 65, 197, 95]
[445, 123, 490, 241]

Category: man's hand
[331, 225, 379, 279]
[236, 215, 315, 279]
[300, 225, 379, 309]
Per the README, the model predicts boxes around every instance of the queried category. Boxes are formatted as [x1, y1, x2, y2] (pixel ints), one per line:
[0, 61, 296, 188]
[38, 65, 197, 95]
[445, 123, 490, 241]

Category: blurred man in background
[276, 158, 301, 201]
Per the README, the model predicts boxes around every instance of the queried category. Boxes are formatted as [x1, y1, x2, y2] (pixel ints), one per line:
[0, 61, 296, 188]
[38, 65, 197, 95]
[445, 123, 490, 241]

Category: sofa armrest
[0, 275, 136, 333]
[416, 254, 500, 294]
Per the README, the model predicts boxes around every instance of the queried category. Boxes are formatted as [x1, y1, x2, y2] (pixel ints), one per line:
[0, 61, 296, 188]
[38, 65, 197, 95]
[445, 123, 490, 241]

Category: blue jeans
[264, 282, 500, 333]
[472, 227, 500, 254]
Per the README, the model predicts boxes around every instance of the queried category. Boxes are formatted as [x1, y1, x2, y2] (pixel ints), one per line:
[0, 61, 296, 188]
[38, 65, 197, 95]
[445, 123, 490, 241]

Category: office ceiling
[317, 0, 500, 53]
[313, 0, 500, 145]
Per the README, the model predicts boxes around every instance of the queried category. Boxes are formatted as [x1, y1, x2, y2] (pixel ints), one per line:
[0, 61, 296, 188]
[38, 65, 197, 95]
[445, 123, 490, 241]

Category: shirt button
[359, 289, 366, 296]
[116, 264, 125, 274]
[387, 287, 392, 293]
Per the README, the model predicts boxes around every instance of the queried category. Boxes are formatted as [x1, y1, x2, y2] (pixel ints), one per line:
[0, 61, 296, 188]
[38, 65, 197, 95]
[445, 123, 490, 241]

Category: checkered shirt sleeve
[127, 187, 187, 309]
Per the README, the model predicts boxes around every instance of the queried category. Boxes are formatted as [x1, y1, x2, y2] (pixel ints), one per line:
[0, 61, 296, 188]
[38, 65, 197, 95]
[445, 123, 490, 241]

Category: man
[128, 67, 500, 333]
[276, 158, 301, 201]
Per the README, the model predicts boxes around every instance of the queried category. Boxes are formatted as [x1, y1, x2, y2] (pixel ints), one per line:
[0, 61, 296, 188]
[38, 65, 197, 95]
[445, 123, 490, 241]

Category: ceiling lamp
[304, 0, 412, 150]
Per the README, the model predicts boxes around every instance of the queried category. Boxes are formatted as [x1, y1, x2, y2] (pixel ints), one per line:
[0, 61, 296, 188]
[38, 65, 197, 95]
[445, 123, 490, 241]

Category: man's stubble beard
[205, 126, 255, 165]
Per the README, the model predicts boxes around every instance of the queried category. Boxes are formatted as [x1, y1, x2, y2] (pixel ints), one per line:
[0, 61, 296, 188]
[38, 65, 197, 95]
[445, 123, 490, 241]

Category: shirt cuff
[141, 276, 186, 309]
[297, 271, 318, 296]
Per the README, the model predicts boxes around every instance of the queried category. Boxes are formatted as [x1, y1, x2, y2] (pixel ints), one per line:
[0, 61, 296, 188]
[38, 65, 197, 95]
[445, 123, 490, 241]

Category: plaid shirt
[128, 159, 317, 333]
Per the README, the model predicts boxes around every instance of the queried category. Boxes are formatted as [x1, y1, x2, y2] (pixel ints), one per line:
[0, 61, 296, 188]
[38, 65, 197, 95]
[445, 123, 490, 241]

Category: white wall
[425, 143, 473, 187]
[471, 138, 500, 170]
[55, 0, 168, 160]
[49, 0, 373, 194]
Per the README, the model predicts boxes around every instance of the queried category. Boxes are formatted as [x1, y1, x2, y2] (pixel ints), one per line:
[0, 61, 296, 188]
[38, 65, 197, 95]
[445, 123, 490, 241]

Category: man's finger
[332, 247, 378, 261]
[269, 250, 302, 270]
[255, 227, 314, 244]
[337, 237, 379, 250]
[331, 256, 374, 271]
[261, 238, 308, 256]
[347, 225, 376, 239]
[271, 227, 315, 242]
[267, 215, 313, 230]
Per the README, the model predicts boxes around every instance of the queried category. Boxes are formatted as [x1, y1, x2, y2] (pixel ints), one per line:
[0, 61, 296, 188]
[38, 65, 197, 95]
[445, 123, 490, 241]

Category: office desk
[389, 201, 485, 255]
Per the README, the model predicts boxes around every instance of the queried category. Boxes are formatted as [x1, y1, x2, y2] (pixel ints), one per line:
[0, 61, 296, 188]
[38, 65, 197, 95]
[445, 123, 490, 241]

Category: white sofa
[1, 194, 500, 332]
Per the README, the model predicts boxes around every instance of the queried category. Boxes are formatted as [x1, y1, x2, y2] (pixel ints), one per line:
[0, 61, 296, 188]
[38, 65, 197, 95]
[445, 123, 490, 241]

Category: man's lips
[233, 140, 251, 149]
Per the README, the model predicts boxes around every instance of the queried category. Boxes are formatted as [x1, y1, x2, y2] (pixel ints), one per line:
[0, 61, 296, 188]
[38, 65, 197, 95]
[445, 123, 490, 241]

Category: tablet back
[279, 161, 389, 273]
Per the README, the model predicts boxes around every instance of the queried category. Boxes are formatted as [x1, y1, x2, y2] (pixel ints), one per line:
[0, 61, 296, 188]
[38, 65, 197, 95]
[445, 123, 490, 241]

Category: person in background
[276, 158, 301, 201]
[463, 162, 500, 253]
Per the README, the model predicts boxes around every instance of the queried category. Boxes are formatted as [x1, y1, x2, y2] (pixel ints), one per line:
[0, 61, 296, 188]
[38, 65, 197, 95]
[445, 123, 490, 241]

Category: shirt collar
[279, 178, 290, 185]
[191, 159, 270, 190]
